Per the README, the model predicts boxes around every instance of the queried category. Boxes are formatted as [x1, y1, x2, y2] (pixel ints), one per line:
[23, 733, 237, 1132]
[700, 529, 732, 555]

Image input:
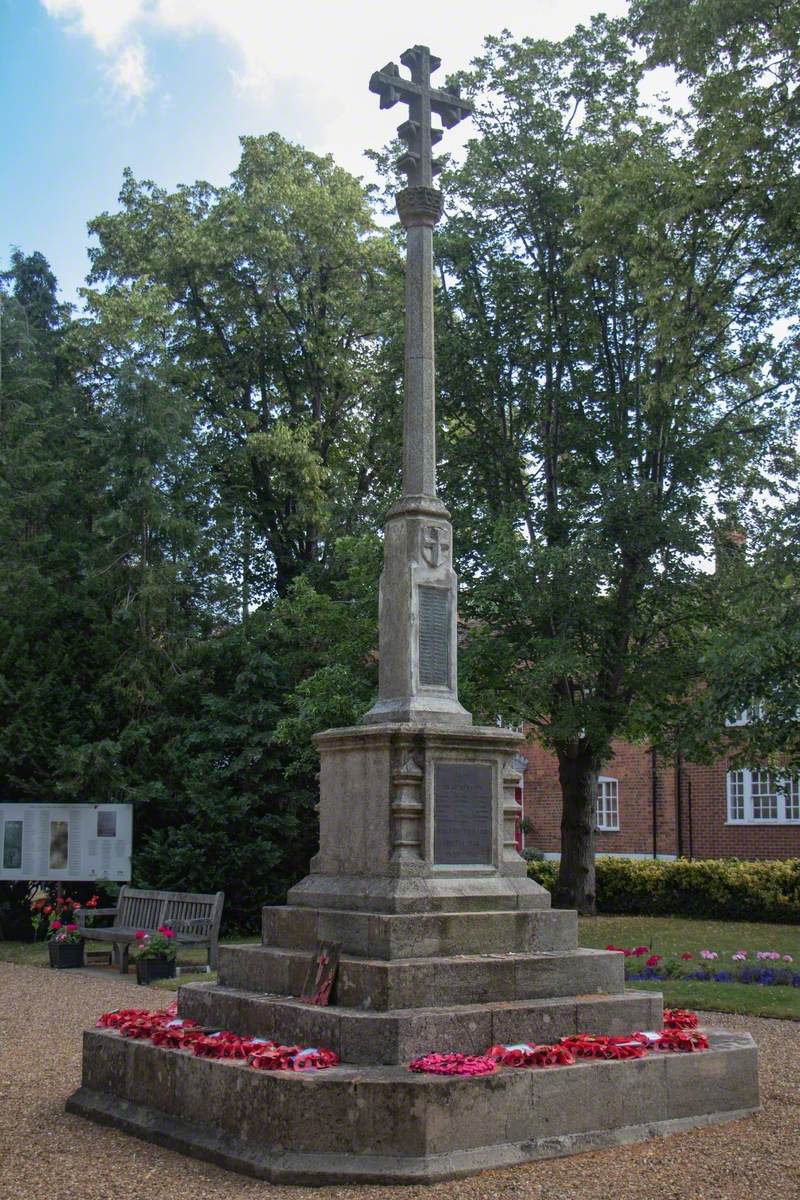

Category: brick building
[518, 735, 800, 861]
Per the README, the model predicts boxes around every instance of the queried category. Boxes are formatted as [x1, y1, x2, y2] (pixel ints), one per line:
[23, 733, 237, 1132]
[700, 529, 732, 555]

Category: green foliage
[430, 15, 799, 909]
[529, 857, 800, 923]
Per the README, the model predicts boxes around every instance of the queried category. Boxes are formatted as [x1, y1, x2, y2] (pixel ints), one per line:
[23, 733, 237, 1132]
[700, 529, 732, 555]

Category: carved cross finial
[369, 45, 473, 188]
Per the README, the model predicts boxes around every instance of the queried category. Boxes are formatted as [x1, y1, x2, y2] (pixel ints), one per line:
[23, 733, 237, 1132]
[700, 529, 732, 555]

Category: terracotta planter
[135, 957, 176, 985]
[48, 940, 85, 969]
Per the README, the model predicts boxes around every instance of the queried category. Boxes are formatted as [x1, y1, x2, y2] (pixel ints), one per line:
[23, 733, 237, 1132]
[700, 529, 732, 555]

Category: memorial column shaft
[403, 211, 437, 498]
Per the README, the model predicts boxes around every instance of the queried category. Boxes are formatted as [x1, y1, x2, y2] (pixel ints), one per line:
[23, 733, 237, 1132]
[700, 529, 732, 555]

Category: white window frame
[596, 777, 619, 832]
[726, 769, 800, 825]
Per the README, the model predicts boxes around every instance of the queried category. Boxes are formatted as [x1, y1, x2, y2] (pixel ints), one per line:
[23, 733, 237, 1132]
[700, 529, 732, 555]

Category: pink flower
[646, 955, 662, 968]
[783, 955, 794, 963]
[66, 923, 77, 932]
[732, 951, 747, 962]
[680, 953, 693, 961]
[134, 930, 147, 941]
[757, 951, 780, 961]
[51, 920, 62, 931]
[162, 929, 174, 938]
[699, 950, 717, 961]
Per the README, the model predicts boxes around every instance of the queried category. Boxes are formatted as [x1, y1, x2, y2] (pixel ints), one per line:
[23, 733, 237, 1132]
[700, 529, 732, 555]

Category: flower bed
[606, 943, 800, 987]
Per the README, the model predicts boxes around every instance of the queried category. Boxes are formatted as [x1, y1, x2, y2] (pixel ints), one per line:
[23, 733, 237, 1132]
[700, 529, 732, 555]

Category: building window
[727, 769, 800, 824]
[597, 778, 619, 831]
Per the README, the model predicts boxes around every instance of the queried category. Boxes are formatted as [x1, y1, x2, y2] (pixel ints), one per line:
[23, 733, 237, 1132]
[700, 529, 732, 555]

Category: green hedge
[527, 857, 800, 924]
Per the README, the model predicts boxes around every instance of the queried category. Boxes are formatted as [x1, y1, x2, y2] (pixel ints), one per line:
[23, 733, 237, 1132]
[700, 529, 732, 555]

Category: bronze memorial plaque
[418, 585, 450, 687]
[434, 762, 493, 864]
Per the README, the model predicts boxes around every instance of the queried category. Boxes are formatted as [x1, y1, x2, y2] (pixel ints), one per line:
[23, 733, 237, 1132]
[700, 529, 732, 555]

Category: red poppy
[646, 955, 662, 967]
[43, 905, 52, 915]
[632, 946, 649, 957]
[134, 930, 146, 940]
[51, 920, 62, 930]
[680, 952, 693, 960]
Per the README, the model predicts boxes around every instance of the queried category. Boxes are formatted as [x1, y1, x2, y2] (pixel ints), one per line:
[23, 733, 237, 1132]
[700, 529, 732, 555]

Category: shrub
[527, 857, 800, 923]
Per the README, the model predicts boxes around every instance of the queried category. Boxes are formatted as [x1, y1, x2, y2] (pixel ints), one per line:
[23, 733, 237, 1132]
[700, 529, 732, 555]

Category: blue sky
[1, 0, 630, 306]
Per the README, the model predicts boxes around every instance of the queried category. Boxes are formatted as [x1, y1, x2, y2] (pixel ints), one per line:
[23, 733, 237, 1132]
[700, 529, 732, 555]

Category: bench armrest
[167, 916, 213, 935]
[76, 906, 118, 927]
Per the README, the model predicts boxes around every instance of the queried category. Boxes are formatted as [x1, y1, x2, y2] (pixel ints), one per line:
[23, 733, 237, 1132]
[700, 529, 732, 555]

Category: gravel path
[1, 960, 798, 1200]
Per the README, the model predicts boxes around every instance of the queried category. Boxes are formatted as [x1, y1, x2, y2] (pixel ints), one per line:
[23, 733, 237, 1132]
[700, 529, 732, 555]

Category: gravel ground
[1, 960, 798, 1200]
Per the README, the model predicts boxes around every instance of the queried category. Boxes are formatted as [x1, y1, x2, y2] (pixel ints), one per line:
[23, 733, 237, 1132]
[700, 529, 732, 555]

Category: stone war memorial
[67, 44, 760, 1185]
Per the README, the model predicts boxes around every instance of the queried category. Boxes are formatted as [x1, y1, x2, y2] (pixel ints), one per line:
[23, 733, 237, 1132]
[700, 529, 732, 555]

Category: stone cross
[369, 46, 473, 189]
[370, 46, 473, 498]
[363, 46, 473, 727]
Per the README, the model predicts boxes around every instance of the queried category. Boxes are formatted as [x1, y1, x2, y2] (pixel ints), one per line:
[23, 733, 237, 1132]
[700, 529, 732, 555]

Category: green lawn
[4, 915, 798, 1020]
[579, 914, 800, 1020]
[578, 914, 799, 958]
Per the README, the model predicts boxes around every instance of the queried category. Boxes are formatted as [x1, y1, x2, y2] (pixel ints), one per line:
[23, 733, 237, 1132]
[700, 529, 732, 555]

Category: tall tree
[85, 133, 402, 603]
[435, 17, 798, 911]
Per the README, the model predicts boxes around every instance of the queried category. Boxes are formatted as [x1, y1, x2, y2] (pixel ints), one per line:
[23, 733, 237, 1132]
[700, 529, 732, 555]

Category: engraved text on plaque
[433, 762, 493, 864]
[418, 585, 450, 687]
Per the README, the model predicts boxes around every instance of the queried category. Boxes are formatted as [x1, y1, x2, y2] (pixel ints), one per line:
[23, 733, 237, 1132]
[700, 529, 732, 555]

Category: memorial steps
[68, 1024, 759, 1185]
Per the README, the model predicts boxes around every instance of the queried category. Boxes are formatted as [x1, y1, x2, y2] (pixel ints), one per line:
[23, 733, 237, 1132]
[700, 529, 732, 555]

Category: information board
[0, 803, 133, 882]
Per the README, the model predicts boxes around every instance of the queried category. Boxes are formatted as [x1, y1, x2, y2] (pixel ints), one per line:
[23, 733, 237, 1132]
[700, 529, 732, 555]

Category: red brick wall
[520, 736, 664, 857]
[680, 757, 800, 861]
[519, 732, 800, 861]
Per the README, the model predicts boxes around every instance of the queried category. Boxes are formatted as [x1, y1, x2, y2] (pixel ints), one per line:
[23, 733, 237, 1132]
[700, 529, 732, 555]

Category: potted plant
[48, 919, 85, 969]
[132, 925, 177, 984]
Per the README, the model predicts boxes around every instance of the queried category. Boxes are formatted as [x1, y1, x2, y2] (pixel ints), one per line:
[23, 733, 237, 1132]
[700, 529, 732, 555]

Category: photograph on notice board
[49, 820, 68, 870]
[96, 811, 117, 838]
[3, 820, 23, 870]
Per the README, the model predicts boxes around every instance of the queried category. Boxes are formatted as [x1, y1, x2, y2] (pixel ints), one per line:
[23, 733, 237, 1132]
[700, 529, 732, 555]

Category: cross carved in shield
[421, 524, 450, 567]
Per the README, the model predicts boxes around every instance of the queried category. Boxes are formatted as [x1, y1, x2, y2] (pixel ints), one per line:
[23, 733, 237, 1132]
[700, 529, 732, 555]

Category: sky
[1, 0, 631, 305]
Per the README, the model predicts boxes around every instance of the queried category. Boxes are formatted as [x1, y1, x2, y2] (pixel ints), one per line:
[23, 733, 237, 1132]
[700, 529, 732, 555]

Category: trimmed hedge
[527, 857, 800, 924]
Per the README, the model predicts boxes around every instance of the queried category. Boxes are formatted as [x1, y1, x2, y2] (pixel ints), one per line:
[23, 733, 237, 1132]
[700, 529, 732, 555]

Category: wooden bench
[75, 886, 224, 973]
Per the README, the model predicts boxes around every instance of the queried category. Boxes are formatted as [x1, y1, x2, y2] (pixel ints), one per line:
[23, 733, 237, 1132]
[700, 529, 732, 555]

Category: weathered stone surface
[262, 905, 576, 959]
[663, 1033, 760, 1118]
[179, 982, 659, 1066]
[292, 723, 546, 915]
[67, 1028, 760, 1184]
[218, 945, 623, 1010]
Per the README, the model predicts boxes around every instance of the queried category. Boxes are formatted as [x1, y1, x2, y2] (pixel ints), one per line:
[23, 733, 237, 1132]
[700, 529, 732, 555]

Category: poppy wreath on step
[654, 1029, 710, 1053]
[408, 1053, 498, 1076]
[95, 1005, 340, 1071]
[662, 1008, 700, 1030]
[485, 1043, 577, 1068]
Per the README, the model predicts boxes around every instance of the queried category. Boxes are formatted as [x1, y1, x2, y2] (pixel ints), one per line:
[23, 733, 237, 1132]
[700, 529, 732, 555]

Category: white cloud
[42, 0, 146, 52]
[105, 38, 152, 100]
[40, 0, 632, 161]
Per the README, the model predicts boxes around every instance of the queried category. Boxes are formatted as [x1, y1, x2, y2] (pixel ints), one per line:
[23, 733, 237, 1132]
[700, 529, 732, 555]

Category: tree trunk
[554, 747, 598, 914]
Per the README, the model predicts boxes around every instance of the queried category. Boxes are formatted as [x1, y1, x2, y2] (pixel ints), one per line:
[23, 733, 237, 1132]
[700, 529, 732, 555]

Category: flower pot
[48, 940, 85, 969]
[135, 957, 176, 985]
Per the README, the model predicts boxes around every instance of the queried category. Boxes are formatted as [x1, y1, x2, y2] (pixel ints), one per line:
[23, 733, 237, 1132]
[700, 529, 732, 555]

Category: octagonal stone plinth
[67, 1027, 760, 1185]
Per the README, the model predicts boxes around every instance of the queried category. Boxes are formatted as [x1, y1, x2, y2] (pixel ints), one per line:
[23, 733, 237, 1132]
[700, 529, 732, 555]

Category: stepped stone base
[218, 944, 624, 1010]
[68, 1028, 760, 1185]
[179, 982, 663, 1065]
[262, 904, 575, 958]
